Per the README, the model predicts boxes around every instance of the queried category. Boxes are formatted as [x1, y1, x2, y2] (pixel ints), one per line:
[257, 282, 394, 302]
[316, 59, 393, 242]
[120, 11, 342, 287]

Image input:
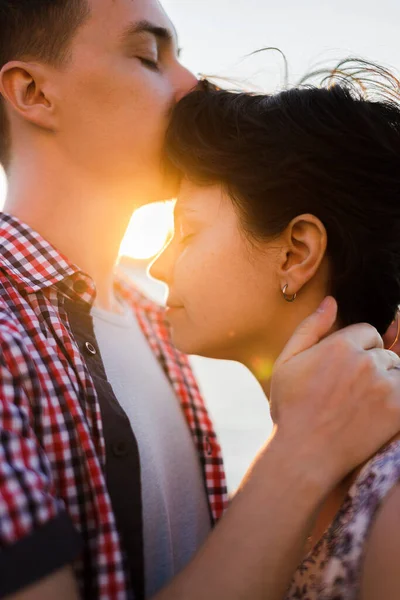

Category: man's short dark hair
[0, 0, 90, 168]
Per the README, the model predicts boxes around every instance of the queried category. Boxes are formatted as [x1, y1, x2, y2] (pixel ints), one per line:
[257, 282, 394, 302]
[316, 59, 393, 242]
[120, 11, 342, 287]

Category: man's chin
[158, 156, 181, 200]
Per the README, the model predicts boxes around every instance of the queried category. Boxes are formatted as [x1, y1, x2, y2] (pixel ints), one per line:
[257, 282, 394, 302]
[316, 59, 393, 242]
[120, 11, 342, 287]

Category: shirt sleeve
[0, 325, 82, 597]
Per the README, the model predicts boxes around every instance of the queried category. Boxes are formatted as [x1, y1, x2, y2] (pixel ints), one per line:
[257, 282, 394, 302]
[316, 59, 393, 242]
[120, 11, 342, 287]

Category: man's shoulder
[0, 282, 25, 339]
[0, 299, 34, 388]
[0, 273, 41, 372]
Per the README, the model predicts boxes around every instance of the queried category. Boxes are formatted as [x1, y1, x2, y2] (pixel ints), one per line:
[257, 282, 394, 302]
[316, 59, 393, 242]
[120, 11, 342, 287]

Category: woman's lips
[165, 304, 184, 317]
[166, 297, 184, 309]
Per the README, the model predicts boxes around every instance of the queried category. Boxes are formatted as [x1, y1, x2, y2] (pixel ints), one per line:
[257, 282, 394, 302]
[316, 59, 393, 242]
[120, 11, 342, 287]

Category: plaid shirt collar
[0, 210, 228, 520]
[0, 211, 96, 304]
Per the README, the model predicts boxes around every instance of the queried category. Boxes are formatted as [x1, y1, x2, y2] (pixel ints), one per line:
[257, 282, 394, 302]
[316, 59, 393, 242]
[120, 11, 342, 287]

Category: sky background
[163, 0, 400, 90]
[2, 0, 400, 207]
[1, 1, 399, 489]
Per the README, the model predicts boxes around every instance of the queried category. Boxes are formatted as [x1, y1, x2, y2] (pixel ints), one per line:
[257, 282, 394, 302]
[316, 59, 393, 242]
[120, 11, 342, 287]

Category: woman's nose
[149, 243, 173, 284]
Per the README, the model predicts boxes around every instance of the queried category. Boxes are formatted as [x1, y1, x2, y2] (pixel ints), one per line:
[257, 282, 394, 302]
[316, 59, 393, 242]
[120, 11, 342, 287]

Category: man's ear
[0, 61, 58, 131]
[278, 214, 328, 296]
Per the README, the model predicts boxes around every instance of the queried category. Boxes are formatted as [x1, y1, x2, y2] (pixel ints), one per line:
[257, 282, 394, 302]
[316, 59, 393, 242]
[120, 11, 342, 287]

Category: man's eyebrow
[121, 19, 179, 47]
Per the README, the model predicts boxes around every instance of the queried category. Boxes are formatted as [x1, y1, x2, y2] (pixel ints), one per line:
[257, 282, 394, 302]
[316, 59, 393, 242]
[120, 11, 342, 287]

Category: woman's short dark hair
[165, 65, 400, 335]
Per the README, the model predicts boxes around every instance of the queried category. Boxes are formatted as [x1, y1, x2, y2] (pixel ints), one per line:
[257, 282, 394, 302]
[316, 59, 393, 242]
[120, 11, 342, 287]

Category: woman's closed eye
[179, 223, 196, 246]
[180, 233, 195, 245]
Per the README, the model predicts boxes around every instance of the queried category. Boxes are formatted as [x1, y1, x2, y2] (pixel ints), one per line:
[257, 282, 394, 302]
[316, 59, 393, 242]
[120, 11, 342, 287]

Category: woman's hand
[269, 296, 400, 493]
[155, 297, 400, 600]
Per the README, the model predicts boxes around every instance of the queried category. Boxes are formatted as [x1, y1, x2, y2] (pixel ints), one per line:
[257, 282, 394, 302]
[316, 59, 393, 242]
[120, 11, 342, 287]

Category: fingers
[383, 319, 400, 356]
[328, 322, 384, 351]
[368, 348, 400, 371]
[277, 296, 337, 366]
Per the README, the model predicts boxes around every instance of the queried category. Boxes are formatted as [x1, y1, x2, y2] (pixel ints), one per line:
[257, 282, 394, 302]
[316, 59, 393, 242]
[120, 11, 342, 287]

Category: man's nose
[175, 65, 198, 102]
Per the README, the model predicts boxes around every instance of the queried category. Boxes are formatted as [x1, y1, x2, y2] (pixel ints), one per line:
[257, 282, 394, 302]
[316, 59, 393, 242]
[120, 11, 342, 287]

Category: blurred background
[1, 0, 399, 491]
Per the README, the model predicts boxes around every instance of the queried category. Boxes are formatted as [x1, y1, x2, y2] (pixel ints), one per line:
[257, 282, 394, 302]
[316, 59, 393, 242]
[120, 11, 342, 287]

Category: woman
[150, 63, 400, 599]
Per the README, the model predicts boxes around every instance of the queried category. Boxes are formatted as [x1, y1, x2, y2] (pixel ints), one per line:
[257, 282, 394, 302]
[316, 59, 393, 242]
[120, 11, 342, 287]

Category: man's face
[55, 0, 196, 202]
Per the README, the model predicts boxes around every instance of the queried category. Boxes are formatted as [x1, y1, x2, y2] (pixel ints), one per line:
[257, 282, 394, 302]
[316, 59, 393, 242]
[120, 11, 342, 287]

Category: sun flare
[119, 201, 175, 260]
[0, 167, 7, 210]
[0, 168, 174, 262]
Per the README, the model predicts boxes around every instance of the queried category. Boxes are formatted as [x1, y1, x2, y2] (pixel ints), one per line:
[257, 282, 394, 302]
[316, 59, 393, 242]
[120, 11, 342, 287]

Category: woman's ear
[278, 214, 328, 296]
[0, 61, 58, 132]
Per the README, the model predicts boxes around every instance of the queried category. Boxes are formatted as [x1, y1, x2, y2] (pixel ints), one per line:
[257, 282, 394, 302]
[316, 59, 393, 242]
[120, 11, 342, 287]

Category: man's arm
[0, 323, 81, 600]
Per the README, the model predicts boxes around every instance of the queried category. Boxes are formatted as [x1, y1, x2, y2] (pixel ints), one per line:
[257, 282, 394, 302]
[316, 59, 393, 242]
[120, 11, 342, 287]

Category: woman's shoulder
[349, 436, 400, 515]
[286, 439, 400, 600]
[325, 439, 400, 598]
[359, 466, 400, 600]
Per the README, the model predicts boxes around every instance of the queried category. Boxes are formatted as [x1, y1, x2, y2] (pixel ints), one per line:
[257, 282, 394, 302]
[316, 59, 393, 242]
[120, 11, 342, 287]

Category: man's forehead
[88, 0, 177, 42]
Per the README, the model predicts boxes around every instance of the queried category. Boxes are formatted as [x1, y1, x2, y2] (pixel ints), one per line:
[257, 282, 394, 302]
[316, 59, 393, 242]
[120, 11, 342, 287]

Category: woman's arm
[155, 299, 400, 600]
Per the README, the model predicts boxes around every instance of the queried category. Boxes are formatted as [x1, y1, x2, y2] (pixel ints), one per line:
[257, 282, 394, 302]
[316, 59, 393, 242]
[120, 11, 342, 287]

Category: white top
[91, 300, 211, 598]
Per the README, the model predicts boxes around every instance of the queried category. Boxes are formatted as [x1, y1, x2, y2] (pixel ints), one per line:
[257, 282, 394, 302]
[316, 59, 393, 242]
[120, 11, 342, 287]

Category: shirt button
[112, 441, 129, 457]
[84, 342, 97, 356]
[73, 279, 87, 294]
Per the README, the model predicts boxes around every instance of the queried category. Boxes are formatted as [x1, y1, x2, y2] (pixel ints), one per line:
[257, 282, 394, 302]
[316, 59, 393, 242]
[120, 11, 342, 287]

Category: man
[1, 1, 400, 599]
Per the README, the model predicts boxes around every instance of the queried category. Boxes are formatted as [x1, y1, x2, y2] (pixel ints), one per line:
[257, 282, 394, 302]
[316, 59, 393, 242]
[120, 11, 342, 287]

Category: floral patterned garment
[285, 439, 400, 600]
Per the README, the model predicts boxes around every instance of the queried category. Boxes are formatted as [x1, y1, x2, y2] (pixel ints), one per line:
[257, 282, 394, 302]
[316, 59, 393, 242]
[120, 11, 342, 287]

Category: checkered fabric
[0, 212, 228, 599]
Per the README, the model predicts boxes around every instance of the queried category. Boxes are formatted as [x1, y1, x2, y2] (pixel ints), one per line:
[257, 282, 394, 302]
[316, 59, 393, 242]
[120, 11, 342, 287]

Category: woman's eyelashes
[178, 222, 196, 246]
[180, 233, 195, 245]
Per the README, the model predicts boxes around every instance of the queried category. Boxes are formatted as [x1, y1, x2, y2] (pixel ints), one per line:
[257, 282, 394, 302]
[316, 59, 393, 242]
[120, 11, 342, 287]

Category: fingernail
[317, 297, 331, 313]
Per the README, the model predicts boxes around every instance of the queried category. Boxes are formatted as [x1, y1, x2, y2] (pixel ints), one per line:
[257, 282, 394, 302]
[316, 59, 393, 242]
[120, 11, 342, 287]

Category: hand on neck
[246, 292, 331, 398]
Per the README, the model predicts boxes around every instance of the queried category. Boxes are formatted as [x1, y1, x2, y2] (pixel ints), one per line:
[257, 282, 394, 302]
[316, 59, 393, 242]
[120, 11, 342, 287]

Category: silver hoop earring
[282, 284, 297, 303]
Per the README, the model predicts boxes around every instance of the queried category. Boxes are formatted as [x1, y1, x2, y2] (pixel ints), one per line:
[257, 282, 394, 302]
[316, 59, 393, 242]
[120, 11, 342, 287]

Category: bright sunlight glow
[0, 166, 7, 210]
[0, 166, 174, 261]
[119, 201, 175, 260]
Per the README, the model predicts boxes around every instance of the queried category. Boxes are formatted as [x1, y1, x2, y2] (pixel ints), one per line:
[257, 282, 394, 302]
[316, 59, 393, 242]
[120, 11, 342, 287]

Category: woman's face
[150, 180, 292, 366]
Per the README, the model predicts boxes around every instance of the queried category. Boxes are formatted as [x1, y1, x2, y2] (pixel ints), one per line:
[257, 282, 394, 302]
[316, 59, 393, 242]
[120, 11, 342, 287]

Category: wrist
[252, 426, 335, 506]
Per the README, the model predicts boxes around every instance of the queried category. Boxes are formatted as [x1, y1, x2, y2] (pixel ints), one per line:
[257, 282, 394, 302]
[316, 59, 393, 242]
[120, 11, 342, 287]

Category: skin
[151, 180, 400, 598]
[1, 1, 400, 598]
[150, 181, 331, 378]
[0, 0, 196, 310]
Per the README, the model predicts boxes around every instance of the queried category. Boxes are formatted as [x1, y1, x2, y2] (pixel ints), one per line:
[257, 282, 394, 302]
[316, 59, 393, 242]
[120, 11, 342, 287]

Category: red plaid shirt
[0, 212, 228, 599]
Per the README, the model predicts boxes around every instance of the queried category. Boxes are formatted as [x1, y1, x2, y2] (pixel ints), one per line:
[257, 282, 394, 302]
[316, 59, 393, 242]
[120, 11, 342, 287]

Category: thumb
[276, 296, 338, 367]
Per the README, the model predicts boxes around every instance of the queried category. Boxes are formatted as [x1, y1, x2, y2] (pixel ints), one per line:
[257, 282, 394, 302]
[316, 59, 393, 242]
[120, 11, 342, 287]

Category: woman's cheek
[179, 249, 211, 307]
